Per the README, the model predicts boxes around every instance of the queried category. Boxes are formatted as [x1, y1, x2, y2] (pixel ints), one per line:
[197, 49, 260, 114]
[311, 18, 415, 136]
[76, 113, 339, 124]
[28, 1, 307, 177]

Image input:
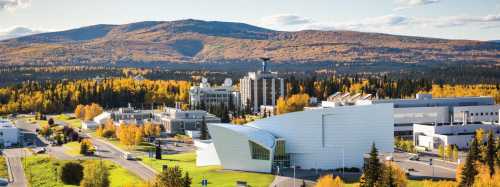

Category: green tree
[182, 172, 192, 187]
[200, 116, 209, 140]
[486, 130, 496, 176]
[155, 165, 191, 187]
[60, 162, 84, 185]
[80, 161, 109, 187]
[362, 142, 382, 187]
[460, 137, 479, 187]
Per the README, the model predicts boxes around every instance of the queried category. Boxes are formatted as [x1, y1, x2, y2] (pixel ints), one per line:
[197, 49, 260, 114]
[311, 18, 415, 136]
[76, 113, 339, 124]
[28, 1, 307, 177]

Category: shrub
[60, 162, 84, 185]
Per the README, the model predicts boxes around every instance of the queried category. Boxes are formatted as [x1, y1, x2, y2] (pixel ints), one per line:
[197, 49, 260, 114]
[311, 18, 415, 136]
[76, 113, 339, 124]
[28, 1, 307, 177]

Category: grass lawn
[23, 155, 143, 187]
[344, 179, 434, 186]
[63, 142, 81, 156]
[141, 152, 275, 187]
[54, 114, 82, 129]
[0, 156, 8, 178]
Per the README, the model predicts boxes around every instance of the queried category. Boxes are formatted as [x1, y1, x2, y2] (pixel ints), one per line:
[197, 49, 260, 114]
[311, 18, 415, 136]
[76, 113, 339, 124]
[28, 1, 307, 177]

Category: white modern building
[414, 123, 500, 150]
[153, 107, 220, 135]
[324, 93, 499, 137]
[0, 119, 20, 148]
[81, 121, 98, 130]
[189, 77, 240, 110]
[372, 93, 498, 137]
[199, 103, 394, 173]
[240, 58, 285, 113]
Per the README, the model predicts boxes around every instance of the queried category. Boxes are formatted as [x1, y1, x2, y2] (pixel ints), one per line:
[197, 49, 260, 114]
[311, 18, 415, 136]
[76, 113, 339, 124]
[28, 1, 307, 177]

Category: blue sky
[0, 0, 499, 40]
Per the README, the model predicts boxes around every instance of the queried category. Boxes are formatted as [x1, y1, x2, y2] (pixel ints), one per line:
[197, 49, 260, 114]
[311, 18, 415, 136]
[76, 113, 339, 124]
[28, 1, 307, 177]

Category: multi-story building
[92, 104, 153, 126]
[153, 107, 220, 135]
[0, 119, 20, 148]
[189, 77, 240, 110]
[240, 58, 285, 113]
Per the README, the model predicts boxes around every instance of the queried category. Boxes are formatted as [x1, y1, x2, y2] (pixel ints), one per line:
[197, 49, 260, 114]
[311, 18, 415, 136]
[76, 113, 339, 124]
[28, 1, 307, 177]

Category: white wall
[453, 105, 500, 123]
[208, 124, 272, 173]
[194, 140, 221, 166]
[0, 127, 20, 147]
[393, 107, 449, 124]
[248, 103, 394, 170]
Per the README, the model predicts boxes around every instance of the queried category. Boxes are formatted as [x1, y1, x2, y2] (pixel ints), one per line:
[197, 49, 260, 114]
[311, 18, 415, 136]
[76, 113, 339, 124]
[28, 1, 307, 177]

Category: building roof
[209, 123, 276, 148]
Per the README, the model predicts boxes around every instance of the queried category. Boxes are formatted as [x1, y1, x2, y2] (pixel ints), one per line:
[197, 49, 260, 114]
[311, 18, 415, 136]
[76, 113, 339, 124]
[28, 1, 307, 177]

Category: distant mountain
[0, 19, 499, 67]
[0, 26, 45, 41]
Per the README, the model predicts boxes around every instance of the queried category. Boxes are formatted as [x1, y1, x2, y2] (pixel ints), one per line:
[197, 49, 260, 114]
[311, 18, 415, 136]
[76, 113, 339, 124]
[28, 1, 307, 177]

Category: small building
[153, 107, 220, 135]
[93, 112, 111, 125]
[0, 119, 20, 148]
[81, 121, 98, 130]
[413, 123, 500, 150]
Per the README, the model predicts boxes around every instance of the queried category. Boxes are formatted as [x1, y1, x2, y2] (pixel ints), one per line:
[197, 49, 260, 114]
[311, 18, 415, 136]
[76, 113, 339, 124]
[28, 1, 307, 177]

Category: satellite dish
[223, 78, 233, 87]
[201, 77, 208, 83]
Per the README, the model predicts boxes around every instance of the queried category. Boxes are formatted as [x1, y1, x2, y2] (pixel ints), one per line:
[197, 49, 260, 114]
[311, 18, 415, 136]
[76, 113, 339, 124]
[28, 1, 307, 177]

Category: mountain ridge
[0, 19, 499, 67]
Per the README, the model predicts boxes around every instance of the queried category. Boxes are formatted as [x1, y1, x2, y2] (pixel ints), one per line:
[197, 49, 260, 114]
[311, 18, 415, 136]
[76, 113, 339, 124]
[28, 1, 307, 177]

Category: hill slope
[0, 19, 499, 66]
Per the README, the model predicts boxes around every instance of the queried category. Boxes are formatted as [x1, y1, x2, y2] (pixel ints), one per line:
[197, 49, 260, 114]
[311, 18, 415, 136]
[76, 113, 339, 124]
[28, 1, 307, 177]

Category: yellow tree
[74, 104, 85, 119]
[473, 164, 500, 187]
[315, 175, 344, 187]
[276, 97, 288, 114]
[135, 126, 144, 145]
[438, 144, 444, 159]
[445, 145, 452, 161]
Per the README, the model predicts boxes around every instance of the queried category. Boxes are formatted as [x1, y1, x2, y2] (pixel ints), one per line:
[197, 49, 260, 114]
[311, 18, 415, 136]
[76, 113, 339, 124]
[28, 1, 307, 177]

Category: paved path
[4, 149, 29, 187]
[90, 137, 157, 181]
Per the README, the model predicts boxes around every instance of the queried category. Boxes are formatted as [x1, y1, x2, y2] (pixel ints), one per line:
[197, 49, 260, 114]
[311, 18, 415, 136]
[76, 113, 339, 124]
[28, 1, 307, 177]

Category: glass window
[249, 141, 270, 160]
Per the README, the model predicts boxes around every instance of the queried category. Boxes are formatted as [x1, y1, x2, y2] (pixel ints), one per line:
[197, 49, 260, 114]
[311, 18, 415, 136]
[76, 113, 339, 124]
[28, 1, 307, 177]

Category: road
[4, 149, 29, 187]
[13, 117, 157, 182]
[391, 152, 457, 179]
[90, 137, 157, 181]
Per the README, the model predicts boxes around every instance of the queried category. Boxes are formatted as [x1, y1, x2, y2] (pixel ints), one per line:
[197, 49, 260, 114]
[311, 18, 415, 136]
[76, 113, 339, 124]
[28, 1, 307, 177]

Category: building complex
[189, 77, 240, 110]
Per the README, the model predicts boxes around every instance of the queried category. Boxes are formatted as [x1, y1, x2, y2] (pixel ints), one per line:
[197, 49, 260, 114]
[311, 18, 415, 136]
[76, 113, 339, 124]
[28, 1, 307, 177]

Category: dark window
[249, 141, 270, 160]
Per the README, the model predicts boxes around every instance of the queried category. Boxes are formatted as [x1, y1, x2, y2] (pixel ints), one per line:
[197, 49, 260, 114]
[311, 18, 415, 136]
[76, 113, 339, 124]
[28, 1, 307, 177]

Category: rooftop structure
[322, 93, 499, 137]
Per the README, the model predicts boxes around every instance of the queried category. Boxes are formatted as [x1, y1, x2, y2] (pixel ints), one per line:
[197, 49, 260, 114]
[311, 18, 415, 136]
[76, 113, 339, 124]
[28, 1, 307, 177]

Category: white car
[123, 152, 134, 160]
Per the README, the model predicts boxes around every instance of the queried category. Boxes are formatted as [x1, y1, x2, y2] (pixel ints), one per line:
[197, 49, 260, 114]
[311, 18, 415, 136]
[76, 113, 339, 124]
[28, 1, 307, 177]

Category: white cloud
[260, 14, 313, 27]
[0, 26, 46, 40]
[0, 0, 30, 11]
[394, 0, 440, 10]
[264, 13, 500, 33]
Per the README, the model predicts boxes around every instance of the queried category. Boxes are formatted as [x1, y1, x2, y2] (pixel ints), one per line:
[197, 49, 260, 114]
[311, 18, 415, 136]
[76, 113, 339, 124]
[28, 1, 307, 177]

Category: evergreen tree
[200, 116, 209, 140]
[460, 137, 479, 187]
[486, 130, 496, 176]
[362, 142, 382, 187]
[182, 172, 192, 187]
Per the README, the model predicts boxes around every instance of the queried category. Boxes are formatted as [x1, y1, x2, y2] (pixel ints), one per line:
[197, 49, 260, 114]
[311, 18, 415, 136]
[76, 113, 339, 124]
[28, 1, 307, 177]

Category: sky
[0, 0, 499, 41]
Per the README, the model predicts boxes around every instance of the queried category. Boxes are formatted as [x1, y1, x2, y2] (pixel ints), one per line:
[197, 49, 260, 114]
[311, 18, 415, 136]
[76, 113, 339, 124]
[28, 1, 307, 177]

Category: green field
[0, 156, 8, 178]
[62, 142, 81, 156]
[141, 152, 275, 187]
[23, 155, 143, 187]
[54, 114, 82, 129]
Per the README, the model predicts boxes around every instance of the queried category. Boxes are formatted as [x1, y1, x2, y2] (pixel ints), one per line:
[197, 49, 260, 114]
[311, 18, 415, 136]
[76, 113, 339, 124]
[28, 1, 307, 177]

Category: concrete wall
[249, 103, 394, 170]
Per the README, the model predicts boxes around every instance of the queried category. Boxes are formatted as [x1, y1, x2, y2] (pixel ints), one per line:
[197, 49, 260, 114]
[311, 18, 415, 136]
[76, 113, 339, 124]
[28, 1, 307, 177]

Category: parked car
[409, 154, 420, 161]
